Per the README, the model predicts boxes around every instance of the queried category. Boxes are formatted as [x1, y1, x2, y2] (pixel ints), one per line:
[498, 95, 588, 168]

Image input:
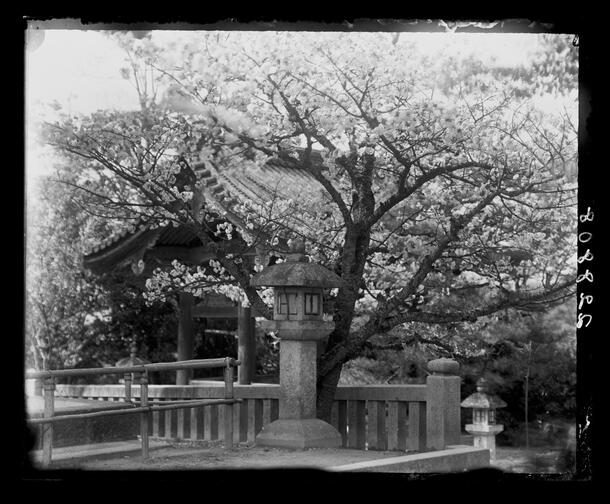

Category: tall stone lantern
[461, 378, 507, 460]
[251, 240, 343, 448]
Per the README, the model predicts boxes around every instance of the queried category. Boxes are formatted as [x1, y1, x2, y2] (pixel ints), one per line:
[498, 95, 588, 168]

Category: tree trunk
[315, 224, 371, 421]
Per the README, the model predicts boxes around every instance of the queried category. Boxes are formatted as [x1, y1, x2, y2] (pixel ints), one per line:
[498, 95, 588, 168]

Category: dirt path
[52, 441, 402, 471]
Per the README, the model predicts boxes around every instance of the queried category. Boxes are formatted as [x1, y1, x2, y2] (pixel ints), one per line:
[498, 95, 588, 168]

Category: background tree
[25, 163, 105, 371]
[39, 31, 578, 421]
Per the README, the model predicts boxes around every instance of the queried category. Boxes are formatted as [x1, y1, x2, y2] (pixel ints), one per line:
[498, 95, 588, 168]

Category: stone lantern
[116, 341, 150, 401]
[250, 240, 343, 448]
[116, 341, 150, 373]
[461, 378, 506, 460]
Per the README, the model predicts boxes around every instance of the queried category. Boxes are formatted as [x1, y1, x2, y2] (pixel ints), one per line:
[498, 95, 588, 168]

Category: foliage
[37, 31, 578, 418]
[25, 171, 106, 371]
[467, 301, 577, 441]
[25, 164, 186, 376]
[341, 299, 576, 447]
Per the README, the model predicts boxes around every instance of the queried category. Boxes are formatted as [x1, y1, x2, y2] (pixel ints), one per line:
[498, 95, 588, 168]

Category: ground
[49, 440, 400, 470]
[492, 447, 573, 474]
[44, 440, 572, 474]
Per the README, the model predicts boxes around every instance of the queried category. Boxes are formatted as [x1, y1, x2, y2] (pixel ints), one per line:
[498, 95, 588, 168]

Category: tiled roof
[86, 216, 153, 255]
[83, 153, 322, 273]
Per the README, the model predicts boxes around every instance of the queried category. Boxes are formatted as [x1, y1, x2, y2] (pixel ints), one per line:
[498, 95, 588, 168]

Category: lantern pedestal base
[255, 419, 342, 449]
[465, 424, 504, 460]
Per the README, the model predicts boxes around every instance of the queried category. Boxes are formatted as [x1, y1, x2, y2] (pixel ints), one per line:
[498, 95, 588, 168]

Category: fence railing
[48, 383, 430, 451]
[27, 358, 461, 459]
[25, 358, 240, 467]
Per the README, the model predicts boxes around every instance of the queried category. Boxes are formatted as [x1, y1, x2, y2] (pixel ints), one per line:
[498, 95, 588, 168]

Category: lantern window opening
[489, 409, 496, 425]
[276, 290, 298, 317]
[304, 291, 321, 316]
[475, 408, 485, 424]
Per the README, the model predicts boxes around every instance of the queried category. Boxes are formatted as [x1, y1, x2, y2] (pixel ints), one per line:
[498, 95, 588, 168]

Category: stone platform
[331, 445, 490, 472]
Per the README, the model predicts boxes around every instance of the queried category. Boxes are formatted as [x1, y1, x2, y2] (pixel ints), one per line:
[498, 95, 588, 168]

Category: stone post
[176, 292, 194, 385]
[237, 305, 256, 385]
[426, 358, 461, 450]
[25, 375, 43, 396]
[255, 321, 341, 448]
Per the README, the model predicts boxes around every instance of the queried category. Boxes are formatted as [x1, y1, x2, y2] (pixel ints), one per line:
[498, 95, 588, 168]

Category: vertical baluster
[262, 399, 272, 428]
[397, 402, 408, 451]
[190, 407, 198, 440]
[270, 399, 279, 422]
[152, 409, 160, 438]
[348, 400, 366, 449]
[337, 400, 348, 447]
[367, 401, 378, 450]
[253, 399, 264, 440]
[387, 402, 399, 451]
[204, 405, 212, 440]
[177, 407, 185, 440]
[239, 399, 248, 442]
[408, 401, 427, 452]
[233, 400, 240, 444]
[165, 407, 172, 439]
[330, 401, 339, 430]
[246, 399, 255, 443]
[377, 401, 387, 451]
[357, 401, 366, 449]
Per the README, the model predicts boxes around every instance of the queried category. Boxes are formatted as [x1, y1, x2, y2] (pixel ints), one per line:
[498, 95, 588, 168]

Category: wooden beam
[237, 306, 256, 385]
[146, 246, 215, 265]
[176, 293, 195, 385]
[192, 305, 239, 319]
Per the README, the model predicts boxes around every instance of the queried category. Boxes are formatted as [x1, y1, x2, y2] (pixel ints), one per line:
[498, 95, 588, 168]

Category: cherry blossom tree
[41, 31, 577, 420]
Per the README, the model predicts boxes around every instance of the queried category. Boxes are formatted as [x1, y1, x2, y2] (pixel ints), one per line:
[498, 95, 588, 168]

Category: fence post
[426, 358, 461, 451]
[140, 373, 149, 459]
[223, 359, 234, 449]
[42, 377, 55, 467]
[124, 372, 132, 403]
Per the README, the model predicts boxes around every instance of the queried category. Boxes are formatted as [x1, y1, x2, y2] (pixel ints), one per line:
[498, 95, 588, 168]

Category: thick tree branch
[319, 277, 574, 376]
[368, 161, 497, 227]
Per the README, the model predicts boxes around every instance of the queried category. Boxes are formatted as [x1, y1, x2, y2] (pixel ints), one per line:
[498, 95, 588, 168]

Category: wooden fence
[53, 382, 430, 451]
[26, 358, 240, 466]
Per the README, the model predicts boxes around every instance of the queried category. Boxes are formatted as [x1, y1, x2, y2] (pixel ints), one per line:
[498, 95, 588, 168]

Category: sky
[26, 30, 541, 115]
[24, 29, 568, 192]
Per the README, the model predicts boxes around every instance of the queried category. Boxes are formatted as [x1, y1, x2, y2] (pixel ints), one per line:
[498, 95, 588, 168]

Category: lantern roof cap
[460, 379, 506, 409]
[115, 342, 150, 368]
[460, 393, 507, 409]
[250, 239, 343, 288]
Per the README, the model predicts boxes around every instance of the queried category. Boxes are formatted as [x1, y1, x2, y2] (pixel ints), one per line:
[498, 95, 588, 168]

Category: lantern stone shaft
[250, 241, 343, 448]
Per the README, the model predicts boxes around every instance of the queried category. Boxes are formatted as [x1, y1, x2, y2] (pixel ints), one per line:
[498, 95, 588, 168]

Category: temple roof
[83, 219, 202, 274]
[83, 152, 321, 275]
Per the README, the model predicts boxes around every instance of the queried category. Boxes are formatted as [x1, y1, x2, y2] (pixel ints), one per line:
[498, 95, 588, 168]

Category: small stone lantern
[250, 240, 343, 448]
[116, 341, 150, 402]
[461, 378, 506, 460]
[116, 341, 150, 371]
